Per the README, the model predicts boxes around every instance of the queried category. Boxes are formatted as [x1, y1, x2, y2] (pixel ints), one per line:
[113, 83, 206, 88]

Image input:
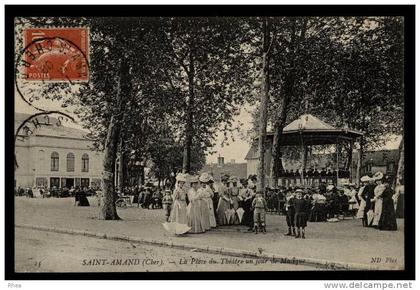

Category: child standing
[252, 191, 267, 234]
[162, 190, 173, 222]
[294, 189, 309, 239]
[284, 190, 296, 236]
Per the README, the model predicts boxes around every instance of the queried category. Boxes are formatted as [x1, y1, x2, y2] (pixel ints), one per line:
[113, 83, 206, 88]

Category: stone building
[15, 113, 103, 189]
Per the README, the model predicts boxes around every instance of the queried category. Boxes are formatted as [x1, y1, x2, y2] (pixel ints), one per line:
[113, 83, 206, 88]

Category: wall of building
[15, 135, 103, 188]
[246, 145, 273, 177]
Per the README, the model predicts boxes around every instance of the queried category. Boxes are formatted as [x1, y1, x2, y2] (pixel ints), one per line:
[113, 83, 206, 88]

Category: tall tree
[257, 18, 274, 192]
[161, 17, 253, 174]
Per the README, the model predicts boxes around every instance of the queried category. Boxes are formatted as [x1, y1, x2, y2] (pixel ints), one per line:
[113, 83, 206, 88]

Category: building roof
[283, 114, 335, 131]
[244, 144, 258, 160]
[200, 162, 247, 180]
[253, 114, 363, 146]
[15, 112, 90, 140]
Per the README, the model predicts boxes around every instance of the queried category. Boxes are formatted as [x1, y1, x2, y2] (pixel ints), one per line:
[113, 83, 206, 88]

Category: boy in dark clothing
[294, 189, 309, 239]
[284, 190, 296, 236]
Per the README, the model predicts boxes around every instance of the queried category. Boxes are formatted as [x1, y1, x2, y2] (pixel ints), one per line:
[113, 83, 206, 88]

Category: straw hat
[187, 174, 199, 183]
[360, 176, 371, 182]
[176, 173, 187, 182]
[372, 171, 384, 181]
[228, 176, 239, 183]
[199, 172, 212, 183]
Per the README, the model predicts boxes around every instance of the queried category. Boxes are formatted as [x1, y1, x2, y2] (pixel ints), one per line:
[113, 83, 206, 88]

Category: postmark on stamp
[23, 28, 89, 81]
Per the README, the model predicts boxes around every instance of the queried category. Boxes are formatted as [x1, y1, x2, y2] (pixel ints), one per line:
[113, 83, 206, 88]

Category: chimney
[230, 159, 235, 164]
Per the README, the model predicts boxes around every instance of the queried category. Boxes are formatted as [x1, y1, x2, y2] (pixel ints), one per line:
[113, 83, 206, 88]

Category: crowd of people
[356, 172, 399, 231]
[164, 172, 268, 234]
[162, 170, 401, 237]
[15, 169, 402, 237]
[14, 185, 95, 206]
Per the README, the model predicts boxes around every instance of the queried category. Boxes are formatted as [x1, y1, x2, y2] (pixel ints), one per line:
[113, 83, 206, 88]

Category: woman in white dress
[371, 172, 386, 227]
[356, 176, 370, 219]
[187, 175, 206, 234]
[169, 173, 188, 225]
[199, 173, 217, 228]
[197, 178, 211, 231]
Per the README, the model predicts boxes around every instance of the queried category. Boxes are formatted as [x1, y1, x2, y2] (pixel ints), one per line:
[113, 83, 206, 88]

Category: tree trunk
[356, 138, 364, 187]
[117, 150, 124, 193]
[257, 19, 270, 192]
[348, 141, 354, 182]
[182, 52, 195, 174]
[99, 57, 130, 220]
[139, 165, 145, 185]
[269, 19, 306, 189]
[100, 115, 121, 220]
[395, 138, 404, 186]
[269, 95, 291, 188]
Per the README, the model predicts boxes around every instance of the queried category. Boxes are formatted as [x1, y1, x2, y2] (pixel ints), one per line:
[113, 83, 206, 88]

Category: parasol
[236, 207, 245, 223]
[162, 222, 191, 235]
[225, 208, 236, 224]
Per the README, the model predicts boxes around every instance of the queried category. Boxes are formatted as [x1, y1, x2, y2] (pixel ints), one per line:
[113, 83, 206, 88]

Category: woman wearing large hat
[371, 173, 397, 230]
[359, 175, 376, 227]
[216, 177, 231, 226]
[169, 173, 188, 225]
[356, 175, 370, 220]
[242, 182, 256, 230]
[378, 175, 398, 230]
[186, 175, 206, 233]
[371, 172, 385, 227]
[198, 172, 215, 229]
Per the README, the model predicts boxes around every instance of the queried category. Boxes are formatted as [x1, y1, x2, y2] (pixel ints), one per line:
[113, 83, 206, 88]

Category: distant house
[353, 150, 400, 178]
[200, 157, 247, 181]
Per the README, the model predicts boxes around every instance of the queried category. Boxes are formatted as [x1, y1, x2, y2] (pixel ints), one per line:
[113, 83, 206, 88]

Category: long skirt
[187, 201, 205, 233]
[241, 199, 254, 228]
[378, 197, 398, 231]
[309, 203, 326, 222]
[395, 194, 404, 218]
[230, 196, 240, 225]
[76, 194, 90, 206]
[170, 200, 188, 224]
[356, 200, 366, 219]
[205, 198, 217, 228]
[199, 199, 211, 230]
[216, 198, 230, 225]
[372, 198, 383, 226]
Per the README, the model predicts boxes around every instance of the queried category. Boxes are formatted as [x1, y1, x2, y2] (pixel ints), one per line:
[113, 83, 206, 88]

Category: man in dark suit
[361, 178, 376, 227]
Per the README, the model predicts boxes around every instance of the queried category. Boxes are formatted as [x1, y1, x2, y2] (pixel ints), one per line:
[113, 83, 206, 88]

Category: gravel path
[15, 227, 316, 272]
[15, 197, 404, 270]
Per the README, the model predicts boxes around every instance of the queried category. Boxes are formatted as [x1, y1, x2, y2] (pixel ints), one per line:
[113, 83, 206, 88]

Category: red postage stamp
[23, 28, 89, 81]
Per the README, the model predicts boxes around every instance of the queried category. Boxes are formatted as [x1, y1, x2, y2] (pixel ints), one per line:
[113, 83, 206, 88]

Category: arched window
[67, 153, 75, 172]
[82, 154, 89, 172]
[51, 152, 59, 171]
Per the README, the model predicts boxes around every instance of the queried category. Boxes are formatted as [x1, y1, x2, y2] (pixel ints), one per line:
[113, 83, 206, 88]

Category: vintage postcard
[5, 5, 414, 279]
